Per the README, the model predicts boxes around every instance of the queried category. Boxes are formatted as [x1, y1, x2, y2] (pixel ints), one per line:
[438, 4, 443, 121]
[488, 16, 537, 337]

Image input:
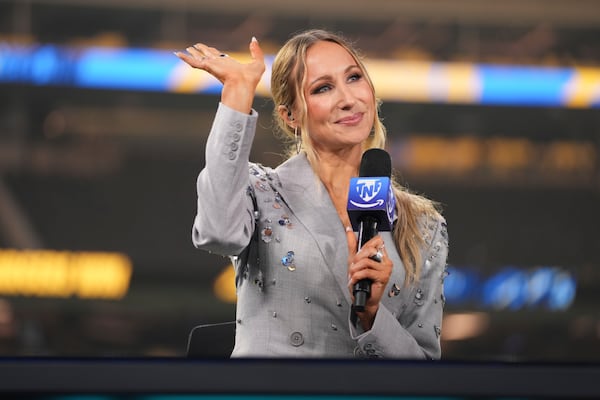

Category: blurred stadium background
[0, 0, 599, 360]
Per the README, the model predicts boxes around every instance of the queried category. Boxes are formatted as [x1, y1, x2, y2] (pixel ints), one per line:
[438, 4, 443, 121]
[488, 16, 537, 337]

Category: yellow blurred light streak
[486, 138, 535, 171]
[369, 60, 433, 103]
[168, 54, 600, 109]
[541, 141, 596, 172]
[563, 67, 600, 108]
[441, 312, 490, 341]
[400, 136, 596, 176]
[443, 63, 481, 103]
[0, 249, 132, 299]
[407, 136, 482, 174]
[213, 263, 237, 304]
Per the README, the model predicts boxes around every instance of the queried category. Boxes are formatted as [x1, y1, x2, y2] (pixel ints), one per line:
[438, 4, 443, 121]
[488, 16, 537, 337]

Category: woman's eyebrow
[308, 64, 359, 87]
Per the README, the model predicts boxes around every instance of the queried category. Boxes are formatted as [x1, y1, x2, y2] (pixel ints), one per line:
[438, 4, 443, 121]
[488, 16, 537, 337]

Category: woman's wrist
[221, 80, 257, 114]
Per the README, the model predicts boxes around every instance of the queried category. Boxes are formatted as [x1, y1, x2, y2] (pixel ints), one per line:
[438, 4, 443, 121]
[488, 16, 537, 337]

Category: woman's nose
[336, 84, 357, 110]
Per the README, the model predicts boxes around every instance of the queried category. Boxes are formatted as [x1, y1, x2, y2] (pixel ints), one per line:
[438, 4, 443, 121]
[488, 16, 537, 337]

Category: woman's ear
[277, 105, 296, 128]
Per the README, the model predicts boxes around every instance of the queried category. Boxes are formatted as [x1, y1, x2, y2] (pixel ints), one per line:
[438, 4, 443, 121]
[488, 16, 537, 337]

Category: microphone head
[347, 148, 396, 232]
[359, 148, 391, 178]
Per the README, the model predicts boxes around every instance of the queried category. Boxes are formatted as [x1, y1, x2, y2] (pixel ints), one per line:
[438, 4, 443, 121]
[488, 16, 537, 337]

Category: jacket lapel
[274, 154, 352, 304]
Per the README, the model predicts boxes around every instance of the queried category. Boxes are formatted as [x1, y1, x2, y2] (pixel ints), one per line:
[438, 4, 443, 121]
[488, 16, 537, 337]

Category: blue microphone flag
[347, 176, 395, 231]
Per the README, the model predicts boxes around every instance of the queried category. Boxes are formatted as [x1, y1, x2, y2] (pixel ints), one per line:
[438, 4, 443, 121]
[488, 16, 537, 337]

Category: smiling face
[302, 40, 376, 155]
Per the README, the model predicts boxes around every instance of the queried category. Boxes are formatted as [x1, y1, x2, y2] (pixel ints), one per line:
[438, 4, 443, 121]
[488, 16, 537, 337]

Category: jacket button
[232, 133, 241, 142]
[353, 346, 364, 357]
[230, 142, 239, 151]
[228, 151, 236, 160]
[233, 121, 243, 132]
[290, 331, 304, 347]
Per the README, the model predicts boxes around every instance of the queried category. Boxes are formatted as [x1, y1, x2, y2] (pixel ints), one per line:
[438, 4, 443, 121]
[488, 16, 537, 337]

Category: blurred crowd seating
[1, 0, 599, 66]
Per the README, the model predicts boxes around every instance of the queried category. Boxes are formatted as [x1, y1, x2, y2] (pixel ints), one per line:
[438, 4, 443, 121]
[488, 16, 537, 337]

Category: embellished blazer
[192, 103, 449, 359]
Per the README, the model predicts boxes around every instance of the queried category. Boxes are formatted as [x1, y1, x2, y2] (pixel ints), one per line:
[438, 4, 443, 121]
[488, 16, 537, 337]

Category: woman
[175, 29, 449, 358]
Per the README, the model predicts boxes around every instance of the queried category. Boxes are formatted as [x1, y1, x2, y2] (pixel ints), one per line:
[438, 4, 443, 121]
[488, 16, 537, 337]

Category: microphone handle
[353, 216, 378, 311]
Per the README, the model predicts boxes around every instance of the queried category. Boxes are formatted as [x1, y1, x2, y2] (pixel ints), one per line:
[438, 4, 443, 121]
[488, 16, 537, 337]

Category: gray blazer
[192, 103, 449, 359]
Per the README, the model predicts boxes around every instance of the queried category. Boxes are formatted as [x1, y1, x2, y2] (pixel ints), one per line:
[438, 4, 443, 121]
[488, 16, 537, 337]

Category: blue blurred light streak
[1, 43, 599, 108]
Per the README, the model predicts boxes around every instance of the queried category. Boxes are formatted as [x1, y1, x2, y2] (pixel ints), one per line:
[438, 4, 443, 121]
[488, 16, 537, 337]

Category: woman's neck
[317, 152, 359, 191]
[316, 147, 362, 186]
[313, 147, 362, 229]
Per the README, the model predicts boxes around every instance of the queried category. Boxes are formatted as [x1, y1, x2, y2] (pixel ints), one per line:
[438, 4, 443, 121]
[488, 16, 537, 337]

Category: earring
[294, 126, 301, 154]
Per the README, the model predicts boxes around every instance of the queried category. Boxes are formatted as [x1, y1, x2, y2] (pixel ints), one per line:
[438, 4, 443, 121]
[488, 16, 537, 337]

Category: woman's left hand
[346, 230, 393, 330]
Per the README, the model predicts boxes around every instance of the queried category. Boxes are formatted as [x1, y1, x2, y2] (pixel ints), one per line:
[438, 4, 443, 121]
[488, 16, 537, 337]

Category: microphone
[347, 148, 396, 311]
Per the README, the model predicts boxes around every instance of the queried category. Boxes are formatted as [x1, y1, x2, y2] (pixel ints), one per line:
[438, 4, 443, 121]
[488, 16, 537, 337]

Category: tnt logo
[348, 176, 395, 229]
[355, 178, 382, 202]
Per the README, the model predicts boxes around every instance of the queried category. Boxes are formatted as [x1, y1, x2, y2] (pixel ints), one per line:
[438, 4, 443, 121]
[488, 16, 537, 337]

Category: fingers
[190, 43, 221, 59]
[348, 254, 387, 280]
[174, 42, 227, 68]
[348, 264, 391, 297]
[371, 243, 385, 263]
[173, 50, 197, 67]
[175, 37, 263, 65]
[249, 36, 264, 62]
[349, 253, 388, 279]
[347, 236, 390, 288]
[355, 236, 386, 263]
[174, 46, 207, 69]
[175, 38, 266, 85]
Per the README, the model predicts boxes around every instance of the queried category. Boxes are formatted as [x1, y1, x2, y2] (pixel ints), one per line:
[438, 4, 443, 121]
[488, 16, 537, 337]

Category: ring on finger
[372, 250, 383, 263]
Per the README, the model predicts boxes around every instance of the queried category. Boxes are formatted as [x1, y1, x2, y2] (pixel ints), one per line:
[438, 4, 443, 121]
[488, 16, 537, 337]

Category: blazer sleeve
[349, 215, 449, 359]
[192, 102, 259, 256]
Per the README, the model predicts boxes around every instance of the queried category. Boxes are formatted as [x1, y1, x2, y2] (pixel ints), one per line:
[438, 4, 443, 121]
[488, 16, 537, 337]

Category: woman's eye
[348, 73, 362, 82]
[313, 84, 331, 94]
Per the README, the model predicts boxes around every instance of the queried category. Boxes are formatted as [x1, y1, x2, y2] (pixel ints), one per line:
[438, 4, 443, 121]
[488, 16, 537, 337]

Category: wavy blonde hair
[271, 29, 440, 284]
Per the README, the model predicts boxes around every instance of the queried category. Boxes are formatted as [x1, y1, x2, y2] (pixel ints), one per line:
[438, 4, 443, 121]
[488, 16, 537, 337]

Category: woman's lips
[336, 113, 363, 125]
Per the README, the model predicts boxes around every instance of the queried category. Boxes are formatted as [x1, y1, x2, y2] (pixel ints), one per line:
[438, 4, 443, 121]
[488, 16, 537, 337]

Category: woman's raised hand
[174, 37, 265, 114]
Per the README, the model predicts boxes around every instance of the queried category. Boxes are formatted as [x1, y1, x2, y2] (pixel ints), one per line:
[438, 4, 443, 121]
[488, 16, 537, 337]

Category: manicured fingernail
[251, 36, 258, 43]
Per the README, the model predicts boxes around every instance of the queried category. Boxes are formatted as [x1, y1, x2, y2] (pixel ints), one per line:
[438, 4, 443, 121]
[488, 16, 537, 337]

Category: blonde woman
[176, 29, 448, 358]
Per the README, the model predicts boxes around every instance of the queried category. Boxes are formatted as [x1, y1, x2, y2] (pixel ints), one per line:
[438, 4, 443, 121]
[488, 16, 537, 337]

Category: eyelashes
[310, 73, 364, 95]
[312, 84, 331, 95]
